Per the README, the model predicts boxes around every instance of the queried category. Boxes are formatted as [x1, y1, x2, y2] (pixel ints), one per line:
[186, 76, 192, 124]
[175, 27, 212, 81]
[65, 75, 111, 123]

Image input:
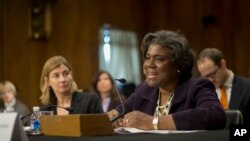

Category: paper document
[114, 127, 205, 134]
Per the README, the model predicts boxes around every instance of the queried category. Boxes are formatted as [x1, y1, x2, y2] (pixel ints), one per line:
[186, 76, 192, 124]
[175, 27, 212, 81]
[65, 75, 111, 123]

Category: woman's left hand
[122, 110, 154, 130]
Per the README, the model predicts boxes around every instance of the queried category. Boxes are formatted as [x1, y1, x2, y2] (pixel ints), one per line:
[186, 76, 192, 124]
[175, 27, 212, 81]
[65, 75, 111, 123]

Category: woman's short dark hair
[141, 30, 194, 83]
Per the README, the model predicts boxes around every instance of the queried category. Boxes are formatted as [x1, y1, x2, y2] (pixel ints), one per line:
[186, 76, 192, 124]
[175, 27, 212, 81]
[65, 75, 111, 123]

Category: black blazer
[47, 91, 103, 114]
[70, 91, 103, 114]
[230, 75, 250, 127]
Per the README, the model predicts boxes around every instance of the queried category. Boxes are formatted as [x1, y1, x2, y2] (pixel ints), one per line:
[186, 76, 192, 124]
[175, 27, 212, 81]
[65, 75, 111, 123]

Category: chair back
[225, 109, 243, 128]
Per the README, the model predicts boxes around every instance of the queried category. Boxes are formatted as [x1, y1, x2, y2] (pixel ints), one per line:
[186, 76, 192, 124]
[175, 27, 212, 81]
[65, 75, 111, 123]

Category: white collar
[102, 97, 111, 104]
[224, 70, 234, 88]
[4, 98, 16, 108]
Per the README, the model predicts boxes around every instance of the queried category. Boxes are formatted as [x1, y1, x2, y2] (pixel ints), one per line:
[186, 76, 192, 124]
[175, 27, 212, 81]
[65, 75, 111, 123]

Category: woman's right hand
[107, 109, 124, 128]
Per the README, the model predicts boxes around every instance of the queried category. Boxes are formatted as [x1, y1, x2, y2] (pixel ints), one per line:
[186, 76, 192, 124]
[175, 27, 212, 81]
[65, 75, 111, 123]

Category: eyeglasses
[204, 67, 220, 80]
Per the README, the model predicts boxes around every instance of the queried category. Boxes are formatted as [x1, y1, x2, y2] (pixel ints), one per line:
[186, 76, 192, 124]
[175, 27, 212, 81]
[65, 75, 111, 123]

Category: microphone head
[115, 78, 126, 84]
[41, 105, 74, 112]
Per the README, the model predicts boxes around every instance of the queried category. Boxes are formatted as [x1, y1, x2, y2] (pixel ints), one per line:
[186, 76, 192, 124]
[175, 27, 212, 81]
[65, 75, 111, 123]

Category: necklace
[154, 90, 175, 116]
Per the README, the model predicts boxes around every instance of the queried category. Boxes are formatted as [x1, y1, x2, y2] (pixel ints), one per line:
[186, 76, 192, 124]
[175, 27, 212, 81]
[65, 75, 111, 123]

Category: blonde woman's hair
[0, 80, 17, 96]
[40, 56, 78, 105]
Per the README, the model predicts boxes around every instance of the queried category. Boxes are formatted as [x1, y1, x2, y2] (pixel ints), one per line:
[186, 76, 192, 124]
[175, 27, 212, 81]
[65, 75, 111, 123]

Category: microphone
[42, 105, 74, 113]
[110, 78, 126, 122]
[20, 105, 74, 120]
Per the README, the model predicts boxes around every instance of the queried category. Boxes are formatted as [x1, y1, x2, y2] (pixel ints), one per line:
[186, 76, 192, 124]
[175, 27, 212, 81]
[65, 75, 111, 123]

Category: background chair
[225, 109, 243, 129]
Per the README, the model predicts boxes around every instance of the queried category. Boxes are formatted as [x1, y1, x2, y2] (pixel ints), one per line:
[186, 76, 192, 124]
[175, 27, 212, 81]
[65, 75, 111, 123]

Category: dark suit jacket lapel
[170, 80, 188, 112]
[230, 76, 243, 108]
[70, 92, 83, 114]
[140, 87, 158, 115]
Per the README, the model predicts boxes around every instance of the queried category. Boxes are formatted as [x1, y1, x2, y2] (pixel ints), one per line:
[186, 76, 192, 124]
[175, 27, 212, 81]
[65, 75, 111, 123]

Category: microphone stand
[110, 78, 126, 122]
[20, 105, 73, 120]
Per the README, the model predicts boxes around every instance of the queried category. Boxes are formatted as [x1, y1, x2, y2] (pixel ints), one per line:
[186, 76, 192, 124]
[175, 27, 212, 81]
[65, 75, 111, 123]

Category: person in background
[197, 48, 250, 127]
[108, 30, 226, 130]
[0, 80, 29, 125]
[40, 56, 103, 115]
[92, 70, 123, 112]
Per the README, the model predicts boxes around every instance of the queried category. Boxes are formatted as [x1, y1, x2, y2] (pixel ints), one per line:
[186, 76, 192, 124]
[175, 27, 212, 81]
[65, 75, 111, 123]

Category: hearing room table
[28, 129, 229, 141]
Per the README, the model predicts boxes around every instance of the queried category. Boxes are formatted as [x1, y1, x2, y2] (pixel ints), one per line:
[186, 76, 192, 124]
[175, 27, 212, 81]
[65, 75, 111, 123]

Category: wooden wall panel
[98, 0, 143, 31]
[2, 0, 33, 107]
[0, 0, 4, 81]
[0, 0, 102, 109]
[235, 0, 250, 77]
[46, 0, 100, 91]
[143, 0, 249, 78]
[1, 0, 250, 109]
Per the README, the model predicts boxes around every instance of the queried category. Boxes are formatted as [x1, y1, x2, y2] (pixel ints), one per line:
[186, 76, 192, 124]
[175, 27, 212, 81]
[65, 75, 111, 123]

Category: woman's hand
[122, 110, 154, 130]
[107, 109, 123, 128]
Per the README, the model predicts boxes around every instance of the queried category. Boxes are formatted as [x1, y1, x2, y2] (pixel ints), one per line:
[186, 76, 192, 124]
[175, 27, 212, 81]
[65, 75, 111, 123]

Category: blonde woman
[0, 81, 29, 124]
[40, 56, 103, 115]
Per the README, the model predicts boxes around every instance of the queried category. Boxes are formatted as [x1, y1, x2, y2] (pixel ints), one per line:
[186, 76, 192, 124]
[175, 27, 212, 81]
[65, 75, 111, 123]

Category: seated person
[197, 48, 250, 127]
[0, 80, 29, 125]
[40, 56, 103, 115]
[92, 70, 124, 112]
[108, 30, 226, 130]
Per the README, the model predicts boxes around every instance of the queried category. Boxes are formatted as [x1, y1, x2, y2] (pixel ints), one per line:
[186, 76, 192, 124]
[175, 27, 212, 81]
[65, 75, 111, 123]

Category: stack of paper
[114, 127, 204, 134]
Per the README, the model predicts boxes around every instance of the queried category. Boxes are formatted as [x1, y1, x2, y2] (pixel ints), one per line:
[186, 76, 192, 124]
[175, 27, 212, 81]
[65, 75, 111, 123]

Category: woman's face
[47, 64, 73, 95]
[97, 73, 113, 97]
[0, 87, 15, 104]
[143, 44, 178, 88]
